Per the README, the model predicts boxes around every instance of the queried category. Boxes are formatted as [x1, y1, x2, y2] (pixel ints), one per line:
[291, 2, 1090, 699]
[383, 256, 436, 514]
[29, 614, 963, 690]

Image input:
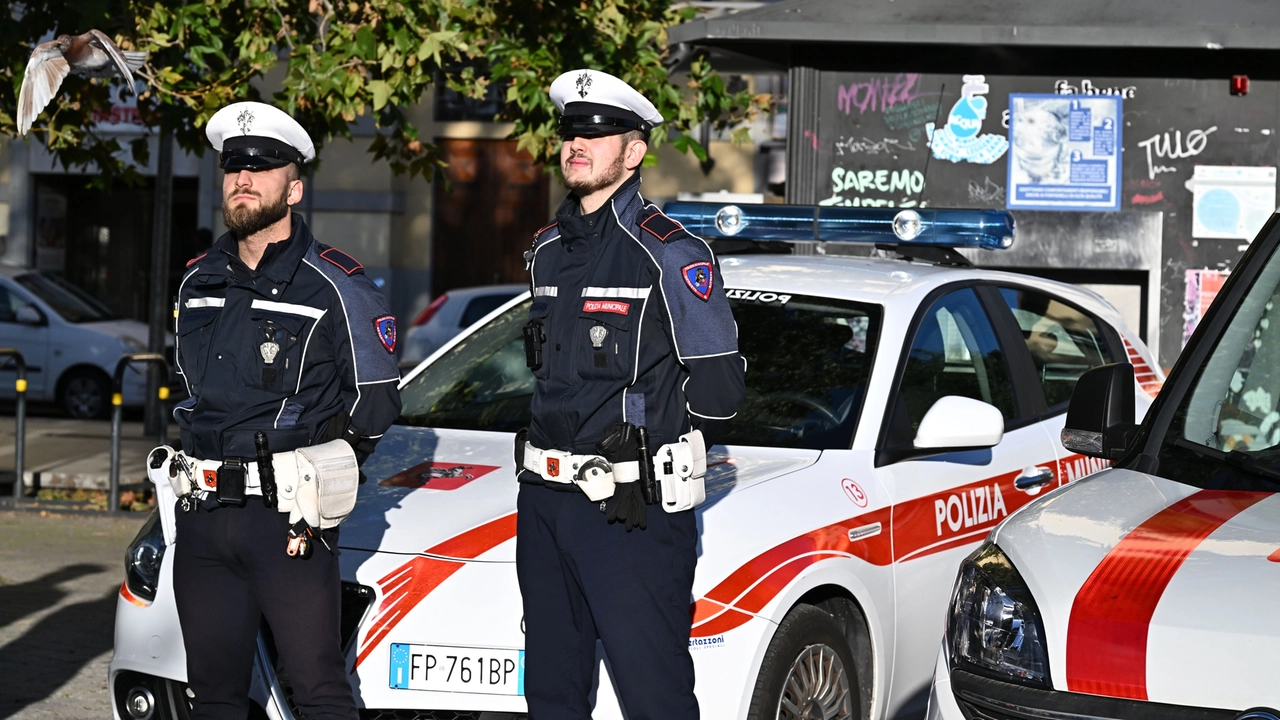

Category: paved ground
[0, 406, 160, 495]
[0, 509, 147, 719]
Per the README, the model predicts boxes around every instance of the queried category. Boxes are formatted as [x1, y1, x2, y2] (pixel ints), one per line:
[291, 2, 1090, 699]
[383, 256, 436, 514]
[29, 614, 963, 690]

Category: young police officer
[516, 70, 746, 719]
[167, 102, 401, 719]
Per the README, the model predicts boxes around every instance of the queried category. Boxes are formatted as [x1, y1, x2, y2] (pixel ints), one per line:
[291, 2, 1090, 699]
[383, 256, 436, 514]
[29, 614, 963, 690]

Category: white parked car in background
[928, 215, 1280, 720]
[399, 284, 527, 369]
[111, 205, 1161, 720]
[0, 266, 168, 418]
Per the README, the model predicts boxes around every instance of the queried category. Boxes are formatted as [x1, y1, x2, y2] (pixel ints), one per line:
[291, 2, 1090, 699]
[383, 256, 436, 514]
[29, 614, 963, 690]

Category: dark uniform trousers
[173, 501, 355, 720]
[517, 483, 699, 720]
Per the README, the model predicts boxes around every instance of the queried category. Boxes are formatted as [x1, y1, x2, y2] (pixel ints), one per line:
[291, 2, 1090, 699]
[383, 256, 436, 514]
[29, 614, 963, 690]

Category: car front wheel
[59, 369, 111, 419]
[748, 604, 861, 720]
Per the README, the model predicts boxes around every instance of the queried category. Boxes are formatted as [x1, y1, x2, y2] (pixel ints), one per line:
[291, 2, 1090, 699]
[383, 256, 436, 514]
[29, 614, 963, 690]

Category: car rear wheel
[59, 368, 111, 419]
[748, 604, 861, 720]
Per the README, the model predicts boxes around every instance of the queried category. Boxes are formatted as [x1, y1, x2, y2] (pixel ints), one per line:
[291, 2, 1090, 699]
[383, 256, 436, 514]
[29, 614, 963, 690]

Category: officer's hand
[606, 480, 647, 532]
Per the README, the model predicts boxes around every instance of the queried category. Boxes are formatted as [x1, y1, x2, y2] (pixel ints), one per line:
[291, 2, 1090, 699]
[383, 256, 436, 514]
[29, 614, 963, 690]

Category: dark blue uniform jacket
[524, 173, 746, 469]
[175, 215, 401, 463]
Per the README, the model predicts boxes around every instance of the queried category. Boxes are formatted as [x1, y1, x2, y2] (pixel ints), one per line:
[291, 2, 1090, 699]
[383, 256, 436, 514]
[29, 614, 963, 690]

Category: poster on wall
[1191, 165, 1276, 241]
[1007, 94, 1122, 211]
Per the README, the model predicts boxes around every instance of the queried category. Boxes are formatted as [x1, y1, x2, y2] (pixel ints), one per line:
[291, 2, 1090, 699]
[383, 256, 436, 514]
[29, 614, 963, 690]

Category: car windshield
[397, 292, 882, 450]
[1160, 239, 1280, 492]
[15, 272, 116, 323]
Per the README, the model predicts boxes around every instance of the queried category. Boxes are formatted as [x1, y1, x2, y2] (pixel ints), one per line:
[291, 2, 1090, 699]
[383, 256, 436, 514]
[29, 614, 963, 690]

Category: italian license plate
[389, 643, 524, 696]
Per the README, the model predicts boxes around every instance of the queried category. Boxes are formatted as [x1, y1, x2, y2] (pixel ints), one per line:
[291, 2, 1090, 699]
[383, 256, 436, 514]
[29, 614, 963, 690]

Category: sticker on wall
[924, 75, 1009, 165]
[1191, 166, 1277, 241]
[1007, 94, 1122, 211]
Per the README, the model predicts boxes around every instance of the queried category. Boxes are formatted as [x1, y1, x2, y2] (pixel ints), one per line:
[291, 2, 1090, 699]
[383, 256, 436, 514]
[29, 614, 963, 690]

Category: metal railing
[0, 348, 26, 498]
[109, 353, 169, 513]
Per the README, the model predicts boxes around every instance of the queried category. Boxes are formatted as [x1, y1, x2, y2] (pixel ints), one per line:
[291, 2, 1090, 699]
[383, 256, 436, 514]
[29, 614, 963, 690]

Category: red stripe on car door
[1065, 490, 1268, 699]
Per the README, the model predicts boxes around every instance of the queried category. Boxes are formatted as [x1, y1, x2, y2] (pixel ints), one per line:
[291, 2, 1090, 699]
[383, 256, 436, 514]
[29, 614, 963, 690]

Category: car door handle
[1014, 466, 1054, 490]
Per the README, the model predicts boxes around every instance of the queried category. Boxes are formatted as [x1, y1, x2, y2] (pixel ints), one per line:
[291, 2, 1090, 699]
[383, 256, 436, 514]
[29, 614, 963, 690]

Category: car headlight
[946, 542, 1051, 688]
[118, 335, 147, 353]
[125, 511, 166, 602]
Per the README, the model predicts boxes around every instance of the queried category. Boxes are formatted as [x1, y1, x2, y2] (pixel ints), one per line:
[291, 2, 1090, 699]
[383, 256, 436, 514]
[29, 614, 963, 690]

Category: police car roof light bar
[662, 203, 1015, 251]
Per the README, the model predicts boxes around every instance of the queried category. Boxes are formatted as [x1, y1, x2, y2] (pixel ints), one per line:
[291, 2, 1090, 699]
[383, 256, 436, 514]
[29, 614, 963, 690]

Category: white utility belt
[522, 430, 707, 512]
[146, 440, 360, 546]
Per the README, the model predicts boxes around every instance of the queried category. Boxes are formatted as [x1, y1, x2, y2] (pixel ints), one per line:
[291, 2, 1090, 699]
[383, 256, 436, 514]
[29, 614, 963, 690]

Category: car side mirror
[1061, 363, 1135, 460]
[15, 306, 43, 326]
[914, 396, 1005, 450]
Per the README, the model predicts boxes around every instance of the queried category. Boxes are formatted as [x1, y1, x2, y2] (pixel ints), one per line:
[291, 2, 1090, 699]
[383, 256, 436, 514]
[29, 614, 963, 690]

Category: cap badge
[575, 72, 592, 99]
[260, 341, 280, 364]
[589, 323, 608, 349]
[236, 108, 255, 135]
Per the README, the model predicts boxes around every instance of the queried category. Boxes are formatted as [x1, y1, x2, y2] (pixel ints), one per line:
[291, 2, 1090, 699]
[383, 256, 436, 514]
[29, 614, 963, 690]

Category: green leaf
[369, 80, 392, 111]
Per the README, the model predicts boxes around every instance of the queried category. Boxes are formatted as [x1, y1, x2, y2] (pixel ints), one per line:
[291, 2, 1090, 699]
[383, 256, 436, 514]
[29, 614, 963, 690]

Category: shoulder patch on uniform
[185, 252, 207, 267]
[682, 261, 714, 301]
[374, 315, 397, 353]
[640, 212, 686, 243]
[319, 247, 364, 276]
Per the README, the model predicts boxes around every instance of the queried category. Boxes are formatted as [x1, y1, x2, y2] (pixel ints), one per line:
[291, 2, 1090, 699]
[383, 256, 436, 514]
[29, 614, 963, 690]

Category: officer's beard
[223, 185, 290, 239]
[563, 147, 627, 198]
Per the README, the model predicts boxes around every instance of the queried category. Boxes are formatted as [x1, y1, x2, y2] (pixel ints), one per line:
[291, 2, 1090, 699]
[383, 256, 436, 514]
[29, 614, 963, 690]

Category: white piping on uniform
[173, 270, 199, 397]
[357, 377, 399, 385]
[303, 258, 362, 417]
[251, 299, 326, 319]
[613, 199, 685, 361]
[681, 376, 737, 420]
[581, 287, 651, 299]
[293, 307, 327, 392]
[681, 350, 738, 360]
[184, 297, 225, 309]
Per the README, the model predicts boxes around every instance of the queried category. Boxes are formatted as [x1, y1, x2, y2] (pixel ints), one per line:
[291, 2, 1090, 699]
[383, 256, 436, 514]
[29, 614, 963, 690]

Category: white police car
[110, 205, 1160, 720]
[928, 215, 1280, 720]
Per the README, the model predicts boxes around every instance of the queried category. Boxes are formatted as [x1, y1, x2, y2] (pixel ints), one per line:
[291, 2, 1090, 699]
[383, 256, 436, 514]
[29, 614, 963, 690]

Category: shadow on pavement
[0, 563, 106, 629]
[0, 589, 118, 718]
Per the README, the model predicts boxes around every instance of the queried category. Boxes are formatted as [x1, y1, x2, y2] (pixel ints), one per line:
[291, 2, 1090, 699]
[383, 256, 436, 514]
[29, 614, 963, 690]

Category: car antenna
[914, 83, 945, 209]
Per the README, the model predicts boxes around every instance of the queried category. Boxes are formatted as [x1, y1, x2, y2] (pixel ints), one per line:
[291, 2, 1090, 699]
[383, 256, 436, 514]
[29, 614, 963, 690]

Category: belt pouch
[216, 461, 247, 507]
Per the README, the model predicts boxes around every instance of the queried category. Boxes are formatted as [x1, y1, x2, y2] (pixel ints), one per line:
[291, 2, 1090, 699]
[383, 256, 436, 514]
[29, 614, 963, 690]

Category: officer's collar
[215, 213, 312, 284]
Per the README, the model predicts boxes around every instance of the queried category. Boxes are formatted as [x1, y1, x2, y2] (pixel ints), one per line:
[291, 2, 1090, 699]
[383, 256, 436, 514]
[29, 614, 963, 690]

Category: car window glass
[15, 273, 114, 323]
[460, 293, 520, 328]
[398, 298, 534, 432]
[999, 287, 1114, 408]
[397, 291, 882, 450]
[718, 293, 880, 450]
[0, 286, 37, 324]
[886, 287, 1017, 447]
[1159, 247, 1280, 492]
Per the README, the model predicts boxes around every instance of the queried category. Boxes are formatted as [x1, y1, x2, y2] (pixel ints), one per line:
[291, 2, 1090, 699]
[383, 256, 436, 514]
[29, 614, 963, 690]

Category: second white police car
[111, 204, 1160, 720]
[928, 214, 1280, 720]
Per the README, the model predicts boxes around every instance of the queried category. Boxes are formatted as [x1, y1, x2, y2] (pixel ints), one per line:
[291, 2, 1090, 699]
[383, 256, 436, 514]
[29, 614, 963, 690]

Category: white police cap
[206, 101, 316, 170]
[550, 69, 663, 138]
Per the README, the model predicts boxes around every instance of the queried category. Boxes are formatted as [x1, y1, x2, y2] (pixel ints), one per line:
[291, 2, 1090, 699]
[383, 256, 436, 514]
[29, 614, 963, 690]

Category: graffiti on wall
[925, 75, 1009, 165]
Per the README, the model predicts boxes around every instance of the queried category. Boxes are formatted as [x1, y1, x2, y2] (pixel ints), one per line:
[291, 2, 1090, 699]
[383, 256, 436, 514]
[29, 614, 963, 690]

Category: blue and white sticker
[683, 262, 714, 301]
[375, 315, 397, 353]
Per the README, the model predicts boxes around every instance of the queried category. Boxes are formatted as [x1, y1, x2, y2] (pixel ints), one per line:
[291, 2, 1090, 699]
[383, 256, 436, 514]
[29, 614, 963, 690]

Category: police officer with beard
[164, 101, 401, 720]
[516, 70, 746, 719]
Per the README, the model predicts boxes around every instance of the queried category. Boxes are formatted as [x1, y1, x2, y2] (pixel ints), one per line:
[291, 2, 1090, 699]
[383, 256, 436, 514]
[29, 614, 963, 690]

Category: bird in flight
[17, 30, 146, 135]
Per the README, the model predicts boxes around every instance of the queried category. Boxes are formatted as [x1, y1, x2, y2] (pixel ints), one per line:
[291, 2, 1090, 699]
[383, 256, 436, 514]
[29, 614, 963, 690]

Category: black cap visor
[219, 136, 304, 171]
[557, 115, 651, 139]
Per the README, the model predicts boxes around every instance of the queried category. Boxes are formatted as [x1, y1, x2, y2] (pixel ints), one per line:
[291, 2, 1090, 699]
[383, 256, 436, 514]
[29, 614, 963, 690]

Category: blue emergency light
[663, 203, 1016, 250]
